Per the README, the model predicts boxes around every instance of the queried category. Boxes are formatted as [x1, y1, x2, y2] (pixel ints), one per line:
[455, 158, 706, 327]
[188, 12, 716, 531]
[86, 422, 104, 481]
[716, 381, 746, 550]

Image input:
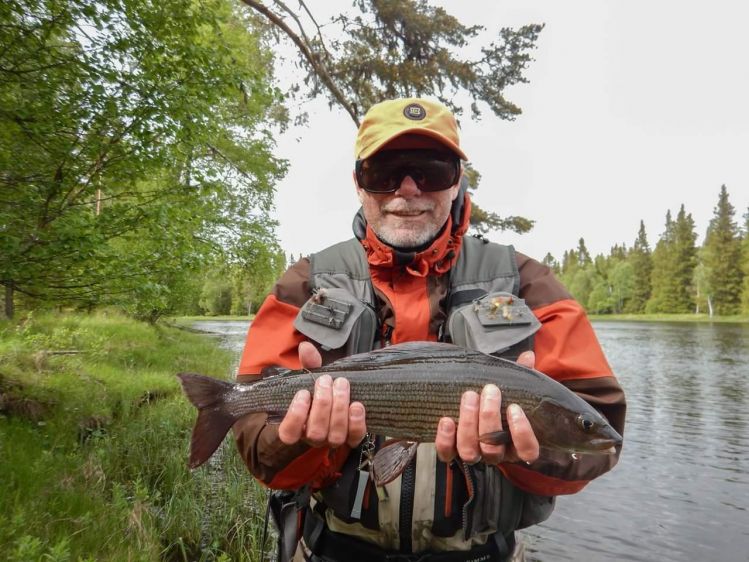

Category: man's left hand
[434, 350, 540, 465]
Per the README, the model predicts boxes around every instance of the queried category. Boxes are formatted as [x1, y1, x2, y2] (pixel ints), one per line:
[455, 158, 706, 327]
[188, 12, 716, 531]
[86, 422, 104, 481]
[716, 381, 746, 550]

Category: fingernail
[333, 377, 348, 395]
[314, 375, 331, 398]
[482, 384, 499, 409]
[508, 403, 522, 422]
[350, 403, 364, 419]
[294, 390, 309, 405]
[462, 392, 479, 409]
[439, 418, 452, 432]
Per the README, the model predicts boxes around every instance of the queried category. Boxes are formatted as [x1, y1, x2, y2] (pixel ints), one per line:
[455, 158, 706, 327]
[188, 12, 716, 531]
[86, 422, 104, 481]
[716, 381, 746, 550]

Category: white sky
[268, 0, 749, 262]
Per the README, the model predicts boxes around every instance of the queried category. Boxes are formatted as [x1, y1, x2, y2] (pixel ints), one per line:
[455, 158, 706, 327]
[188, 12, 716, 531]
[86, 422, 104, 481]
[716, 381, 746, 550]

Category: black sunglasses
[355, 149, 461, 193]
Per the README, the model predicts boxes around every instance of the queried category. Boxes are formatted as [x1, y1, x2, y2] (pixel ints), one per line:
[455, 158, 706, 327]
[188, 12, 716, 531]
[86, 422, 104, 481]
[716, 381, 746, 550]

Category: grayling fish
[178, 342, 622, 485]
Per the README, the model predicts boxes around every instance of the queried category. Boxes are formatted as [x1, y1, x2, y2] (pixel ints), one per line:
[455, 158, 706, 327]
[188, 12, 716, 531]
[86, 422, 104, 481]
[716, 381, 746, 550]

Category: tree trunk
[707, 295, 714, 317]
[4, 283, 14, 319]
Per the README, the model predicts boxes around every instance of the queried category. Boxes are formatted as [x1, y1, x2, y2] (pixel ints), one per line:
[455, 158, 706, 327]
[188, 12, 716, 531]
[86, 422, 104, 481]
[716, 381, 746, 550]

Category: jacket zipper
[461, 461, 476, 541]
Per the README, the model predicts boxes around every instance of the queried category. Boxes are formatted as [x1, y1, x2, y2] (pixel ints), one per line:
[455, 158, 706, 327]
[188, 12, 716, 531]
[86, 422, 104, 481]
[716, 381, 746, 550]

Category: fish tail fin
[177, 373, 238, 469]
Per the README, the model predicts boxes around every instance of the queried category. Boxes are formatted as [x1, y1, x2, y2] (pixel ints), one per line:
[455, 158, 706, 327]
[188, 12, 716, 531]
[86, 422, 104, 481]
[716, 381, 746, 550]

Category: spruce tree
[647, 208, 696, 313]
[647, 210, 675, 313]
[702, 185, 743, 315]
[741, 208, 749, 314]
[626, 220, 652, 313]
[577, 238, 592, 266]
[671, 205, 698, 312]
[542, 253, 560, 274]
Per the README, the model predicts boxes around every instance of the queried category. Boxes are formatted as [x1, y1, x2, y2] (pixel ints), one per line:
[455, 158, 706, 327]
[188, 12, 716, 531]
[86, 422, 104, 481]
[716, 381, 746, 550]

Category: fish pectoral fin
[478, 430, 511, 446]
[371, 440, 419, 486]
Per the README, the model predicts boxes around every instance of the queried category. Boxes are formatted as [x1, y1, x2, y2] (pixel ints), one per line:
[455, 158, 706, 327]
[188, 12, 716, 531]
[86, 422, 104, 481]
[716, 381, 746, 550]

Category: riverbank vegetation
[547, 185, 749, 317]
[0, 313, 266, 561]
[1, 0, 548, 323]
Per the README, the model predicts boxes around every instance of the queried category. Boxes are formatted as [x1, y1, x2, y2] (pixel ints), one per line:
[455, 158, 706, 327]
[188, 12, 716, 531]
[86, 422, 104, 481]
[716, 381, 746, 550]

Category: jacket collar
[354, 193, 472, 277]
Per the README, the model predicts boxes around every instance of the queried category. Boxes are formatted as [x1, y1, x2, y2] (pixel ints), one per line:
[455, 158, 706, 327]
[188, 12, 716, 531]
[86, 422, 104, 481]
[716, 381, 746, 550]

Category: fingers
[305, 375, 334, 446]
[456, 391, 482, 464]
[478, 384, 505, 464]
[435, 417, 457, 463]
[516, 350, 535, 369]
[449, 386, 538, 467]
[347, 402, 367, 448]
[278, 389, 311, 445]
[298, 341, 322, 370]
[279, 372, 366, 450]
[326, 377, 351, 447]
[506, 403, 540, 463]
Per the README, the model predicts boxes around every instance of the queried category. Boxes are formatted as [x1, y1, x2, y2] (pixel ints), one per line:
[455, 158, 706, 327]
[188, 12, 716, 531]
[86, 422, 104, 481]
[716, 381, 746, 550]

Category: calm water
[192, 320, 749, 561]
[526, 321, 749, 562]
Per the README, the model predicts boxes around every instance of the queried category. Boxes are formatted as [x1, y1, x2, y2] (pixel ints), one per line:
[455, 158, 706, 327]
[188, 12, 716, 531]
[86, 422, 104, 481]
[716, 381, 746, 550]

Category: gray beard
[374, 222, 446, 252]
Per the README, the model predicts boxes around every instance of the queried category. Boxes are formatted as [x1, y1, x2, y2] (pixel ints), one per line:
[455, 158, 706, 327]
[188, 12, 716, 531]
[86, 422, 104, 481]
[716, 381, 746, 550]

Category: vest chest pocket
[294, 287, 377, 355]
[447, 292, 541, 357]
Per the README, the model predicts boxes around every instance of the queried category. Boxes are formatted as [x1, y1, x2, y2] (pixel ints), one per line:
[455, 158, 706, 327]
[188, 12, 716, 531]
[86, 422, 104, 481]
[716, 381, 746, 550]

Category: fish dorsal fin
[371, 439, 418, 486]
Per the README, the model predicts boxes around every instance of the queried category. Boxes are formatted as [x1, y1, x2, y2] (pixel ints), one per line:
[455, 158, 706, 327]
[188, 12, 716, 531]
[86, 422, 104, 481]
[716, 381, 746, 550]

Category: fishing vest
[290, 236, 553, 560]
[295, 235, 540, 360]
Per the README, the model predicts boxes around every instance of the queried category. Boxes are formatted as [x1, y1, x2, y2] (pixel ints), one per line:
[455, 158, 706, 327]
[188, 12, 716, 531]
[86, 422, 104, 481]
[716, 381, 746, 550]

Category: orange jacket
[234, 194, 626, 497]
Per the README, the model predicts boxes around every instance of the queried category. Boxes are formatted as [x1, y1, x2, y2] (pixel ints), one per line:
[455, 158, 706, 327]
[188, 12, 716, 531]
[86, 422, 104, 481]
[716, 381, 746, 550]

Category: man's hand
[278, 341, 367, 448]
[435, 350, 540, 465]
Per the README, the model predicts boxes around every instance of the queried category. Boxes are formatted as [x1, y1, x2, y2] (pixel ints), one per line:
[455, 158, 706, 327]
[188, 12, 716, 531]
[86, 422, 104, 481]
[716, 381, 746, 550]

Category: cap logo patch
[403, 103, 426, 121]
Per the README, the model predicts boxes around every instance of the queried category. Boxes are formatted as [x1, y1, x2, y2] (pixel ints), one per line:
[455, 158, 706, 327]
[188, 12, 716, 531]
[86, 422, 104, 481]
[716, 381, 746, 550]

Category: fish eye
[577, 415, 595, 432]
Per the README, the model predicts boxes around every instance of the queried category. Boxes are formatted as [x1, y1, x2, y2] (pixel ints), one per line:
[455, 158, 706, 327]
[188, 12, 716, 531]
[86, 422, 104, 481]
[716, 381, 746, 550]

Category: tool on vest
[351, 432, 376, 519]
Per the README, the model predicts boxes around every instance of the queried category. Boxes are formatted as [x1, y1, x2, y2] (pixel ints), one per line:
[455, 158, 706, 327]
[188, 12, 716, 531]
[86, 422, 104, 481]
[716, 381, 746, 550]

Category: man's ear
[450, 168, 464, 202]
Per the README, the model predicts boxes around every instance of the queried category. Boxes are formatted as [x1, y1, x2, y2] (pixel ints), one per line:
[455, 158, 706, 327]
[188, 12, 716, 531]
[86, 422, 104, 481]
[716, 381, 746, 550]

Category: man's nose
[394, 175, 421, 196]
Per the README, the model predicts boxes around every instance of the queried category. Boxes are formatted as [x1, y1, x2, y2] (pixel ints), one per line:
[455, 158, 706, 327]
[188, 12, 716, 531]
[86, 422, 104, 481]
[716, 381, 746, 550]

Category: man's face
[355, 166, 461, 249]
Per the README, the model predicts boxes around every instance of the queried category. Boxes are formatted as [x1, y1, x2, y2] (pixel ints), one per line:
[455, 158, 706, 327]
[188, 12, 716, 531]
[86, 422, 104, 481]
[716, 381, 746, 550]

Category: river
[190, 319, 749, 562]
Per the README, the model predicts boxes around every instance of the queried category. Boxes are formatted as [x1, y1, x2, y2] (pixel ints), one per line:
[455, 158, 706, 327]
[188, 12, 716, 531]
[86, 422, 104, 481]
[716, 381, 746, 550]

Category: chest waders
[270, 236, 552, 562]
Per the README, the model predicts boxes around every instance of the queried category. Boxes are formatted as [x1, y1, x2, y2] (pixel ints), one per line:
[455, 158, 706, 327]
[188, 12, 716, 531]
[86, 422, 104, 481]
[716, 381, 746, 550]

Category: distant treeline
[544, 185, 749, 316]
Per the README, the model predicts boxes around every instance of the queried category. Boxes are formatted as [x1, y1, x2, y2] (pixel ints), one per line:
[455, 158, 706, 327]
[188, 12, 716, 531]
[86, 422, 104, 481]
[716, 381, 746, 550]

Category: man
[234, 97, 626, 561]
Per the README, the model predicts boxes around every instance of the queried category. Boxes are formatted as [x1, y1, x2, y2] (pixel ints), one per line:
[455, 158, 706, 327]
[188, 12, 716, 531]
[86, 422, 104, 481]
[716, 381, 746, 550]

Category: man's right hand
[278, 341, 367, 448]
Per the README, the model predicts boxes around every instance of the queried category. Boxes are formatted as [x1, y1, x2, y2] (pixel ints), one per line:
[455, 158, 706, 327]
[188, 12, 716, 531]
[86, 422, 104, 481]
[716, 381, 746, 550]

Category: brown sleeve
[233, 259, 345, 488]
[232, 413, 311, 486]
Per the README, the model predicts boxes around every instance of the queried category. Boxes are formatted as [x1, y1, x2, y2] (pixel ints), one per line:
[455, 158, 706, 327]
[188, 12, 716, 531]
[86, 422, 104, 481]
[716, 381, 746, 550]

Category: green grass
[0, 312, 268, 561]
[588, 313, 749, 323]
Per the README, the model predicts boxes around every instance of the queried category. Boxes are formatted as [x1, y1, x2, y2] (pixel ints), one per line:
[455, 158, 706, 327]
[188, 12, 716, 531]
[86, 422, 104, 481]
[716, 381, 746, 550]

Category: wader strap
[303, 508, 507, 562]
[270, 487, 311, 562]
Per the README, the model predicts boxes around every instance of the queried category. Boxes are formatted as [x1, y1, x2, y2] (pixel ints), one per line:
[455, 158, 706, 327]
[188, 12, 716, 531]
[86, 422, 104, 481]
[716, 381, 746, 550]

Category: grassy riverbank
[0, 312, 266, 561]
[589, 313, 749, 323]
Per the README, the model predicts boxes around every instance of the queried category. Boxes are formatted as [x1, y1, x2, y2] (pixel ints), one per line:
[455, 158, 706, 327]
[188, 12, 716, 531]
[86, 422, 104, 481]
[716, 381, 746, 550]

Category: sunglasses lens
[357, 150, 459, 193]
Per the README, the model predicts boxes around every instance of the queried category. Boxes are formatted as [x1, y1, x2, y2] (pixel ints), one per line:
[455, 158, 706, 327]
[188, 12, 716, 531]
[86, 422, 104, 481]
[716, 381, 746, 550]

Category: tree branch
[239, 0, 360, 126]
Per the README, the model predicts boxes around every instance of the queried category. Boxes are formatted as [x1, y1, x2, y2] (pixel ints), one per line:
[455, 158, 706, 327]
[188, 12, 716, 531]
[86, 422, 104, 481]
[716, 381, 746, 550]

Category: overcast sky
[268, 0, 749, 262]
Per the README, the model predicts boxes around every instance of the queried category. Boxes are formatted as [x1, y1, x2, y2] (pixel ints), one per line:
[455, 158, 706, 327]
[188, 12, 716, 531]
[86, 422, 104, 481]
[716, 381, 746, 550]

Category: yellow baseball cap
[354, 98, 468, 161]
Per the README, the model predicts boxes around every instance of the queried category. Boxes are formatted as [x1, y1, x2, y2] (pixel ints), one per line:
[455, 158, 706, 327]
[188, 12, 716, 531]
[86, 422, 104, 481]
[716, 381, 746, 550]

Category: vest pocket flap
[475, 294, 533, 326]
[448, 292, 541, 355]
[294, 288, 367, 350]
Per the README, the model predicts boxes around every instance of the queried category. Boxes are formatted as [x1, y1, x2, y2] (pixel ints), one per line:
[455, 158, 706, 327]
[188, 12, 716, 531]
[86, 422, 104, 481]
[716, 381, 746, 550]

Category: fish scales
[177, 341, 623, 472]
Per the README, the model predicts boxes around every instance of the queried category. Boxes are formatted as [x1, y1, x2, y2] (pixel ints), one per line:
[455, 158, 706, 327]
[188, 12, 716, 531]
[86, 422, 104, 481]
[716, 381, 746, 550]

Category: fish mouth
[586, 436, 623, 452]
